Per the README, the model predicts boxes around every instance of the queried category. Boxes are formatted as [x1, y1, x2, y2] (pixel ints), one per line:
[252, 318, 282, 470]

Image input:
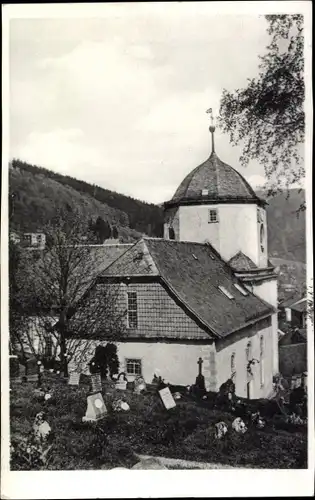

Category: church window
[231, 352, 236, 376]
[127, 291, 138, 329]
[218, 285, 234, 299]
[260, 224, 265, 252]
[245, 341, 252, 362]
[260, 336, 265, 387]
[126, 358, 142, 376]
[234, 283, 249, 296]
[208, 209, 218, 223]
[168, 227, 175, 240]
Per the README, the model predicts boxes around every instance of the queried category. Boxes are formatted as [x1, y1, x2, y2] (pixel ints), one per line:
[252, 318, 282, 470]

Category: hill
[9, 160, 306, 262]
[9, 159, 164, 242]
[260, 189, 306, 263]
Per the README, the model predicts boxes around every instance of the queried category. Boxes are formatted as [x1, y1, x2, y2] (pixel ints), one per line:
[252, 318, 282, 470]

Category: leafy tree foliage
[11, 210, 126, 376]
[219, 15, 305, 195]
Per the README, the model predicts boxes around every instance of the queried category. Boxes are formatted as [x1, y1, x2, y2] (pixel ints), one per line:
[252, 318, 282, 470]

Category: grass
[10, 373, 307, 470]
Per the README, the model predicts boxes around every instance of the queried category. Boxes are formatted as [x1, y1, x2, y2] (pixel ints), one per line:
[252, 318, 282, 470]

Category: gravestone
[159, 387, 176, 410]
[115, 372, 127, 391]
[68, 371, 81, 386]
[134, 376, 146, 394]
[82, 393, 107, 422]
[90, 372, 102, 393]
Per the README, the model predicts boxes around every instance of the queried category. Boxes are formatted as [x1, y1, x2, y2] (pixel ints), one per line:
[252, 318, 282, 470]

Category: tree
[218, 15, 304, 197]
[93, 216, 112, 243]
[18, 210, 126, 377]
[88, 343, 119, 379]
[112, 225, 119, 239]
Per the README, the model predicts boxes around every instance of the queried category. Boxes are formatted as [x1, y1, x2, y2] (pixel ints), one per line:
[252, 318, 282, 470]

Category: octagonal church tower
[163, 120, 279, 374]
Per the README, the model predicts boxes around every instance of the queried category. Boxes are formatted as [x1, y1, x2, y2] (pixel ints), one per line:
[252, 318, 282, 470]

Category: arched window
[245, 341, 252, 362]
[169, 227, 175, 240]
[231, 352, 236, 375]
[260, 224, 265, 252]
[260, 335, 265, 387]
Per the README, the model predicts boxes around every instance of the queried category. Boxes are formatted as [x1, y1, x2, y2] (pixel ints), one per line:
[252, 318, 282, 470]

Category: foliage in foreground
[10, 375, 307, 470]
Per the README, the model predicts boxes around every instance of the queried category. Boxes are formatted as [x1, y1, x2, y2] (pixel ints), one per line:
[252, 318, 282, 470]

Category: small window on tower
[168, 227, 175, 240]
[208, 209, 218, 223]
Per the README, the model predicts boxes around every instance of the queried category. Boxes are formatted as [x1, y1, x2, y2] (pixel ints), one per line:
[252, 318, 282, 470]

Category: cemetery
[10, 356, 307, 470]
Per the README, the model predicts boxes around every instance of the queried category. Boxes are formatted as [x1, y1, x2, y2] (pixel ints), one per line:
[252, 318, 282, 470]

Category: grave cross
[197, 357, 203, 376]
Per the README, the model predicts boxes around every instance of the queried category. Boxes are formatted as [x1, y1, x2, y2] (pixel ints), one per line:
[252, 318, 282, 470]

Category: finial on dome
[206, 107, 216, 154]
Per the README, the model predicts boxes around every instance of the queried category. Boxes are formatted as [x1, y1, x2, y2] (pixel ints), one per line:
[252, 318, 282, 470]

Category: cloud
[9, 14, 272, 203]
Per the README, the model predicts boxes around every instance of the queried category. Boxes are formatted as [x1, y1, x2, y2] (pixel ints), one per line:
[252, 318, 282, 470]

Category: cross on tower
[197, 357, 203, 376]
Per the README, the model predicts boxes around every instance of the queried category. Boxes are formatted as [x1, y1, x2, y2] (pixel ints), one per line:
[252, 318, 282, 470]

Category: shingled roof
[164, 152, 265, 208]
[101, 238, 274, 338]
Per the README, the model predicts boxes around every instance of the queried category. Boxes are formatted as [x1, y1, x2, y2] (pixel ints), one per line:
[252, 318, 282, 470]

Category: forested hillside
[9, 159, 306, 263]
[9, 159, 164, 238]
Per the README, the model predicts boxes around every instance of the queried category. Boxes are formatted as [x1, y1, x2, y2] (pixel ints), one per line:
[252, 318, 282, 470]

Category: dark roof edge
[164, 197, 267, 209]
[223, 311, 274, 338]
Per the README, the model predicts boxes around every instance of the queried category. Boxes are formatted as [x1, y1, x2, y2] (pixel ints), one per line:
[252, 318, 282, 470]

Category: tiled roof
[228, 251, 257, 272]
[280, 296, 307, 311]
[290, 298, 307, 313]
[102, 238, 274, 338]
[165, 152, 264, 207]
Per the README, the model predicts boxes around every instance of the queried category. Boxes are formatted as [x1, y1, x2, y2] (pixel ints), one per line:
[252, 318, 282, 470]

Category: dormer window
[218, 285, 234, 299]
[208, 209, 218, 223]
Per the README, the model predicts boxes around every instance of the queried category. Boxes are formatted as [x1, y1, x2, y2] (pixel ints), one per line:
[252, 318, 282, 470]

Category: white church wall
[251, 278, 279, 374]
[178, 203, 267, 267]
[67, 338, 216, 388]
[178, 204, 220, 249]
[215, 318, 274, 399]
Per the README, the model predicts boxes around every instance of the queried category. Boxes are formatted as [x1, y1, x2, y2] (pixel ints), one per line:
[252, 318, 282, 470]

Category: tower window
[127, 291, 138, 329]
[168, 227, 175, 240]
[260, 224, 265, 252]
[208, 209, 218, 223]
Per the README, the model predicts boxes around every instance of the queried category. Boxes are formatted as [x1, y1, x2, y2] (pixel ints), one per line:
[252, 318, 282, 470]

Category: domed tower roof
[164, 119, 266, 209]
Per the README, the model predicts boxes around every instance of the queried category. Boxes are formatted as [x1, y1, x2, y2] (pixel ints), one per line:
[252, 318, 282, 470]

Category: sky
[9, 5, 281, 204]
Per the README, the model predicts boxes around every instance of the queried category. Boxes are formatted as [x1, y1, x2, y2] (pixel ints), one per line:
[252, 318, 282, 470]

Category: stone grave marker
[115, 372, 127, 390]
[68, 371, 81, 386]
[134, 376, 146, 394]
[159, 387, 176, 410]
[90, 372, 102, 393]
[82, 393, 107, 422]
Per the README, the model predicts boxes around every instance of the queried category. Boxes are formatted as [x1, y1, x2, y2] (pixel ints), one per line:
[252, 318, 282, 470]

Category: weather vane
[206, 107, 216, 153]
[206, 107, 215, 127]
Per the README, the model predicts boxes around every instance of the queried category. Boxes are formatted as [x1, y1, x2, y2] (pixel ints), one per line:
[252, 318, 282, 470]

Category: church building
[69, 119, 279, 399]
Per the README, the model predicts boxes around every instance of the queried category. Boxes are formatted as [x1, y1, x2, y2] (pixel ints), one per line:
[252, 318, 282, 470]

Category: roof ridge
[101, 239, 141, 274]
